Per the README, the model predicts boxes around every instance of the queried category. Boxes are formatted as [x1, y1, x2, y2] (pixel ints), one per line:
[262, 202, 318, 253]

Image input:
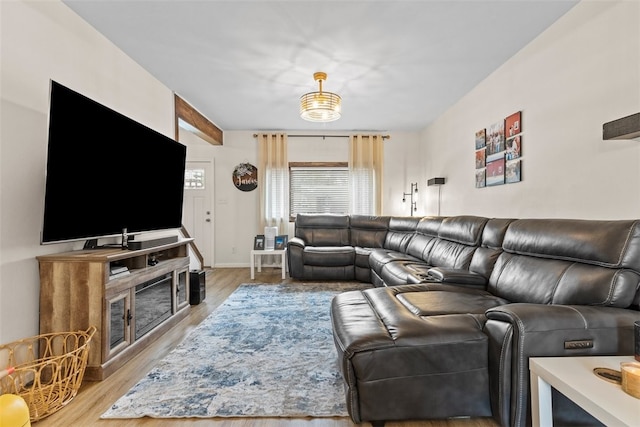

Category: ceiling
[63, 0, 578, 133]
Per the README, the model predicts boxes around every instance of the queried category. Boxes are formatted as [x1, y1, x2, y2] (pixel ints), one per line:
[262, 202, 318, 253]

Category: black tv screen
[41, 80, 186, 245]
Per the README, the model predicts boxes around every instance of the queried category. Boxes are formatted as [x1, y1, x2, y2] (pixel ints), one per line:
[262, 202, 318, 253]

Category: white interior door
[183, 160, 214, 267]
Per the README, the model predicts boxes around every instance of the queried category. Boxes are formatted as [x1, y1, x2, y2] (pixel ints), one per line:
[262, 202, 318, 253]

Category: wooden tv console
[37, 238, 193, 381]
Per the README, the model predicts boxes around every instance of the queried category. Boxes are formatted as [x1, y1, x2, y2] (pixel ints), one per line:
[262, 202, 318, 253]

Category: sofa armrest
[287, 236, 306, 249]
[483, 303, 640, 427]
[485, 303, 640, 358]
[287, 237, 306, 278]
[486, 303, 640, 342]
[426, 267, 486, 289]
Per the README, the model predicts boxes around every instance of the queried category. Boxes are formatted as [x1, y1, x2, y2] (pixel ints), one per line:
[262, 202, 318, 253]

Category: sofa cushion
[489, 253, 639, 307]
[294, 213, 350, 246]
[384, 217, 420, 252]
[331, 286, 493, 423]
[488, 219, 640, 308]
[438, 215, 489, 246]
[503, 218, 640, 272]
[397, 287, 509, 316]
[405, 216, 443, 260]
[422, 216, 489, 269]
[428, 240, 477, 269]
[466, 218, 516, 280]
[354, 246, 373, 268]
[349, 215, 389, 248]
[303, 246, 355, 266]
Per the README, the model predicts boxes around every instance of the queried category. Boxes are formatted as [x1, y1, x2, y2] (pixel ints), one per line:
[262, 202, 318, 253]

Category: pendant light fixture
[300, 72, 342, 122]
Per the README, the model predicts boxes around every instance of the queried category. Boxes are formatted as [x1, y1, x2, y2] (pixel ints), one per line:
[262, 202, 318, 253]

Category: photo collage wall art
[475, 111, 522, 188]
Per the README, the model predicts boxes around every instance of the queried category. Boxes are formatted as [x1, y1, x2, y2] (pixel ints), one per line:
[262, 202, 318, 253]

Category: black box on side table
[189, 270, 206, 305]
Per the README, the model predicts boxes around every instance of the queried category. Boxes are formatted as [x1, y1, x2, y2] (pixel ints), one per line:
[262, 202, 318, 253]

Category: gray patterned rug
[101, 282, 370, 419]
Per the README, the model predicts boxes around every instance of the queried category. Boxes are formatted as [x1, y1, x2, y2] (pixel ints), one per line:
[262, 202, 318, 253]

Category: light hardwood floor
[36, 267, 498, 427]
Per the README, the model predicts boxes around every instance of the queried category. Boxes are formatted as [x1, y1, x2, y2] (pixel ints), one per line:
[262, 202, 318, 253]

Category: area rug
[101, 282, 370, 419]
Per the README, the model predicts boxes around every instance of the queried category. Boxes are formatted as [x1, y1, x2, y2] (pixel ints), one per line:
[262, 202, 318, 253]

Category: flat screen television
[41, 80, 186, 247]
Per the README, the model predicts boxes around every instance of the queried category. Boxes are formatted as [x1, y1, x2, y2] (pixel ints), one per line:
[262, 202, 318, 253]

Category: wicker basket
[0, 326, 96, 421]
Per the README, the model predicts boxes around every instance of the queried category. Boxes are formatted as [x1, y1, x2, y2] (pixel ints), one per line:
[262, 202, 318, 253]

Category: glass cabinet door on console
[105, 271, 187, 363]
[175, 268, 189, 312]
[107, 291, 131, 358]
[134, 274, 173, 340]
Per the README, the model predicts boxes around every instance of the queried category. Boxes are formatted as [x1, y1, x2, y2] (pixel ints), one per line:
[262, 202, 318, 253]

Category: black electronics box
[127, 235, 178, 250]
[190, 270, 206, 305]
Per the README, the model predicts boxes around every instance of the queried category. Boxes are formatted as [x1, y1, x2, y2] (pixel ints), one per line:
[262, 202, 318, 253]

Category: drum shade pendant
[300, 72, 342, 122]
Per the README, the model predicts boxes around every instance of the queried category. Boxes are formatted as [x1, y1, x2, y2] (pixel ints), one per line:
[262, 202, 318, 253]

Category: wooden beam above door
[174, 94, 223, 145]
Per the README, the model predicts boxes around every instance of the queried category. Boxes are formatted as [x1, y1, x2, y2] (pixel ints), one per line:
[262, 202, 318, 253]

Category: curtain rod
[253, 134, 390, 140]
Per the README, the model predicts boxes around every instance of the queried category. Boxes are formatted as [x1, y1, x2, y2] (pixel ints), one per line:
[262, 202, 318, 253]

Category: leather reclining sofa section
[287, 214, 640, 427]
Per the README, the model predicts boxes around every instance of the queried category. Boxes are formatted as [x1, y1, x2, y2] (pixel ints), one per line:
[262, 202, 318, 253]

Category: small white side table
[529, 355, 639, 427]
[250, 248, 287, 280]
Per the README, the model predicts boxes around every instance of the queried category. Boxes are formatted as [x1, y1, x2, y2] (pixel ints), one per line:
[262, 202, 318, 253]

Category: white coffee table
[529, 355, 639, 427]
[250, 248, 287, 279]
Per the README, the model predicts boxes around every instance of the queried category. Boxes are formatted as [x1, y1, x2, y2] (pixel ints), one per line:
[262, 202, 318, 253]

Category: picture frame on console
[274, 235, 288, 250]
[254, 235, 265, 250]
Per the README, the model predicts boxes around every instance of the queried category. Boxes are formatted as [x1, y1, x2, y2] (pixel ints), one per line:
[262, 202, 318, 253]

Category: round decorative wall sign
[232, 162, 258, 192]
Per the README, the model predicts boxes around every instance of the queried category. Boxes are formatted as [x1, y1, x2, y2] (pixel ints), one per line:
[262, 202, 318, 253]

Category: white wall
[420, 0, 640, 219]
[0, 1, 176, 343]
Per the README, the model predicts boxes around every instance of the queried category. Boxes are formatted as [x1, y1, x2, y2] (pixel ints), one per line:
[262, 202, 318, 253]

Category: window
[184, 169, 205, 189]
[289, 163, 349, 219]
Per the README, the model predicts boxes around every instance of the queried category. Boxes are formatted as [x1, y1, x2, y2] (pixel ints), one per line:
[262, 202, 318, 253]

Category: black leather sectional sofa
[286, 214, 640, 426]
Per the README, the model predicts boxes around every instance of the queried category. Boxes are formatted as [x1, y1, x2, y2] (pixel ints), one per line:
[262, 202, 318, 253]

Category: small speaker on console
[190, 270, 206, 305]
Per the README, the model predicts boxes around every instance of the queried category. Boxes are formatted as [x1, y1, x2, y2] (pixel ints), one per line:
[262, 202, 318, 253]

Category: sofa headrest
[350, 216, 390, 249]
[438, 216, 489, 246]
[349, 215, 390, 230]
[503, 219, 640, 272]
[416, 216, 445, 236]
[388, 216, 421, 232]
[482, 218, 516, 249]
[295, 213, 350, 229]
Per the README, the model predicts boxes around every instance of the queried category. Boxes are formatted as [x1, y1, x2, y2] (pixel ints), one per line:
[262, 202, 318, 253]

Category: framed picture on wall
[506, 159, 522, 183]
[475, 168, 486, 188]
[486, 157, 505, 186]
[475, 148, 486, 169]
[475, 129, 486, 149]
[505, 111, 522, 137]
[487, 121, 505, 156]
[506, 135, 522, 160]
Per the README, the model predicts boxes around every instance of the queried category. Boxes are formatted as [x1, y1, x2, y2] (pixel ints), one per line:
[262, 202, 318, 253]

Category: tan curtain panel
[256, 133, 289, 234]
[349, 134, 384, 215]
